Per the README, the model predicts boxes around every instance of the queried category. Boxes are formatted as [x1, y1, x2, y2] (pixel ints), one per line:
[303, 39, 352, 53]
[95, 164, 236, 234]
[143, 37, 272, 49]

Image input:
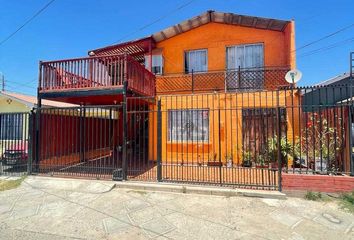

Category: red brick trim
[282, 174, 354, 192]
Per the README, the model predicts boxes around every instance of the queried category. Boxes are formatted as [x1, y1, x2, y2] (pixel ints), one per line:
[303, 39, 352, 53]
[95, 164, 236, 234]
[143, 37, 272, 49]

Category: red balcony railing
[39, 54, 155, 96]
[156, 67, 290, 94]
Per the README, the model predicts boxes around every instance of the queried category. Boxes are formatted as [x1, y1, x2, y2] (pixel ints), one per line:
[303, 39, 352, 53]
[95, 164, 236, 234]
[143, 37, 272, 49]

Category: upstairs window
[184, 49, 208, 73]
[145, 55, 163, 75]
[226, 44, 264, 70]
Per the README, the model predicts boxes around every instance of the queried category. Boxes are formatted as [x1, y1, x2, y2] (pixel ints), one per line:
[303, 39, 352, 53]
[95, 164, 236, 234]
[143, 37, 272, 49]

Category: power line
[294, 22, 354, 52]
[7, 77, 37, 87]
[6, 82, 36, 90]
[113, 0, 197, 44]
[0, 0, 56, 47]
[297, 36, 354, 58]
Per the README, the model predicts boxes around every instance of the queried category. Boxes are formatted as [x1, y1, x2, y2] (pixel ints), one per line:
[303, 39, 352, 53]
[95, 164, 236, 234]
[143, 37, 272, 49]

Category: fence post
[79, 104, 85, 163]
[218, 108, 222, 185]
[34, 95, 42, 173]
[237, 66, 241, 89]
[349, 104, 354, 176]
[27, 110, 34, 175]
[276, 90, 282, 191]
[157, 99, 162, 181]
[349, 52, 354, 176]
[122, 80, 128, 180]
[191, 69, 194, 94]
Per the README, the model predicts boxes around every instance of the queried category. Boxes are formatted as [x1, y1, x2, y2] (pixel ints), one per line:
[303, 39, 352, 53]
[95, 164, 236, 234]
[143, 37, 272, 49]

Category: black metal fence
[1, 84, 353, 190]
[0, 112, 32, 176]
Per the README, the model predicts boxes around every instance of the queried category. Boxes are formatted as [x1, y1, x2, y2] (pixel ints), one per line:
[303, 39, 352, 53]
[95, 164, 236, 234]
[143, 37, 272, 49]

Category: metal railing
[39, 54, 156, 96]
[156, 67, 290, 94]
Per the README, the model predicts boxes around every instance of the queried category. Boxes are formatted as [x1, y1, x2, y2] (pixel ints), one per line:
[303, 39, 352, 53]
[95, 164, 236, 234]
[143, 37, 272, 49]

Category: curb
[114, 181, 286, 199]
[24, 176, 286, 199]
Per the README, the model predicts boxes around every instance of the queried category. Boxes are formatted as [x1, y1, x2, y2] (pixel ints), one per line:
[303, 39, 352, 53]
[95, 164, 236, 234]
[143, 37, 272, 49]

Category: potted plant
[267, 135, 292, 169]
[225, 152, 233, 168]
[242, 150, 252, 167]
[255, 154, 268, 168]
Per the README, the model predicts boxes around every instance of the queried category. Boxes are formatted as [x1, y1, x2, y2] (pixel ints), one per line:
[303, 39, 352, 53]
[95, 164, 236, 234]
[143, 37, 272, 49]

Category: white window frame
[226, 43, 264, 70]
[145, 55, 163, 75]
[184, 49, 208, 73]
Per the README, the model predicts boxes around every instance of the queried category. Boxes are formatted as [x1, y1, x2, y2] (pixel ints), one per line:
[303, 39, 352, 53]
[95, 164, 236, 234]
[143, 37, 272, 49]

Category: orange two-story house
[37, 11, 297, 181]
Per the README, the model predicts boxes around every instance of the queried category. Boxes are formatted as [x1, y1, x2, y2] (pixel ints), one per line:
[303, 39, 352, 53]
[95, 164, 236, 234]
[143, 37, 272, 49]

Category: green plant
[267, 135, 292, 164]
[242, 150, 252, 167]
[304, 191, 323, 201]
[301, 114, 343, 162]
[0, 176, 26, 192]
[256, 154, 266, 166]
[340, 191, 354, 213]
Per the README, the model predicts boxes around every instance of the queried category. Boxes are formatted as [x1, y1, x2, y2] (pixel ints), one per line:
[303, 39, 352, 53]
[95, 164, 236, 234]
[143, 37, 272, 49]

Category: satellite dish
[285, 69, 302, 84]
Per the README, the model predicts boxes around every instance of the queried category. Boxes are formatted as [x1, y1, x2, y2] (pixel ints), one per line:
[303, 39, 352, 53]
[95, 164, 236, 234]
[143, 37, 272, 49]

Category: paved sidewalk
[0, 177, 353, 239]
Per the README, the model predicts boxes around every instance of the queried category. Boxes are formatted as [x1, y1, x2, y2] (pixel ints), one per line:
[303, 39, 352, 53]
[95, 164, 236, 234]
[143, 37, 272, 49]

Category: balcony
[39, 54, 155, 104]
[156, 67, 290, 94]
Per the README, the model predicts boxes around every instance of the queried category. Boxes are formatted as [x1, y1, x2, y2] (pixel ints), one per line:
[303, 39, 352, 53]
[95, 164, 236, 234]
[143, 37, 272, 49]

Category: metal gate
[0, 112, 32, 177]
[32, 105, 124, 179]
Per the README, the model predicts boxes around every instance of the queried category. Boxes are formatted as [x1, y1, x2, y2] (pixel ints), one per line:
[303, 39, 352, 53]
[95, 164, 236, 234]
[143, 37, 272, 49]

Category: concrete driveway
[0, 176, 353, 240]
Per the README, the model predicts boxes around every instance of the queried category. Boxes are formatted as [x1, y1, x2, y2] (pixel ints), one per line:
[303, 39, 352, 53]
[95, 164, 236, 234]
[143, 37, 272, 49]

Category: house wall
[0, 97, 31, 156]
[155, 21, 295, 74]
[148, 90, 300, 165]
[0, 96, 31, 113]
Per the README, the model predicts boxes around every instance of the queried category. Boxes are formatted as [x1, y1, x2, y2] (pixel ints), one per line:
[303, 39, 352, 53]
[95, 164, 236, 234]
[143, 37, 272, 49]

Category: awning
[89, 37, 155, 63]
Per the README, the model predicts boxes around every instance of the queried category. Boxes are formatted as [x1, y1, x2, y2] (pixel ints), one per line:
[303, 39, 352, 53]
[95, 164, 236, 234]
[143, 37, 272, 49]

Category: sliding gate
[33, 105, 123, 179]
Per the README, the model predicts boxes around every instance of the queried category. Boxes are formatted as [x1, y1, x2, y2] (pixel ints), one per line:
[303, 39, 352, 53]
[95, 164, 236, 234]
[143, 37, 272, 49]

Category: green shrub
[304, 191, 322, 201]
[340, 191, 354, 213]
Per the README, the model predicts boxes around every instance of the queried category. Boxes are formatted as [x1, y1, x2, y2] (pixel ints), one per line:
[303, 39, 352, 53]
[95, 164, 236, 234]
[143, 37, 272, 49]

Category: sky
[0, 0, 353, 96]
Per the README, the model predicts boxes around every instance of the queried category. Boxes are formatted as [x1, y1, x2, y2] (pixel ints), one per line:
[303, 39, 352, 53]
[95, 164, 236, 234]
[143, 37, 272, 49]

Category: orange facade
[155, 21, 295, 74]
[147, 20, 298, 165]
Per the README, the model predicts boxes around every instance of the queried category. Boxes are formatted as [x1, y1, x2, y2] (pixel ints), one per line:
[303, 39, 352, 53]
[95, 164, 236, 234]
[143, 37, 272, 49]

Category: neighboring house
[0, 91, 75, 113]
[0, 91, 75, 157]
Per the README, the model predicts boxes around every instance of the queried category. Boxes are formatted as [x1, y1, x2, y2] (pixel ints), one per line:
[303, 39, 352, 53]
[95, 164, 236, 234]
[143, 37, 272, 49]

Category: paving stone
[102, 215, 133, 235]
[269, 210, 302, 228]
[141, 218, 175, 238]
[124, 198, 150, 212]
[1, 176, 353, 240]
[129, 206, 162, 225]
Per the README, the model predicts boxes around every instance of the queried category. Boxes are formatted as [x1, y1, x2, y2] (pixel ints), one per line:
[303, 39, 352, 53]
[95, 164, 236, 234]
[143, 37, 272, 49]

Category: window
[168, 109, 209, 142]
[226, 44, 264, 90]
[226, 44, 264, 70]
[184, 49, 208, 73]
[145, 55, 163, 75]
[0, 114, 23, 140]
